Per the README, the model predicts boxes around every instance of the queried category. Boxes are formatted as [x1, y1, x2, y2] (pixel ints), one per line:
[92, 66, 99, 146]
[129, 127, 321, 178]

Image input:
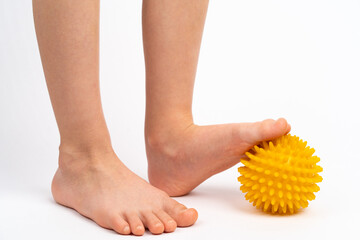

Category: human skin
[33, 0, 197, 236]
[142, 0, 290, 196]
[33, 0, 290, 236]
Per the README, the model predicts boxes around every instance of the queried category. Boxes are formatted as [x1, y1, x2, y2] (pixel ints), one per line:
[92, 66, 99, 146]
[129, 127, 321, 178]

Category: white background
[1, 0, 360, 239]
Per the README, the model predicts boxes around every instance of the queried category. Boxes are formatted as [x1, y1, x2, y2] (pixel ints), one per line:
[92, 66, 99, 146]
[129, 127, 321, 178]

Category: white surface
[1, 0, 360, 239]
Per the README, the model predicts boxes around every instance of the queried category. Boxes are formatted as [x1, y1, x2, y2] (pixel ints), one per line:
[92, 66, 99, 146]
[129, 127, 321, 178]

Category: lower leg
[143, 0, 291, 196]
[33, 0, 111, 153]
[143, 0, 207, 134]
[33, 0, 197, 235]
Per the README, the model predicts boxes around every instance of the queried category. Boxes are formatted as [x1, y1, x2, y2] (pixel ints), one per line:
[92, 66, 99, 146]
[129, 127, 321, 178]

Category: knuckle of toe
[110, 217, 123, 226]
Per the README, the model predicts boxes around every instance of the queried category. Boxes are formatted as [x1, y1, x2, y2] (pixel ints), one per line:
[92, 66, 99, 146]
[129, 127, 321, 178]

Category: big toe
[246, 118, 290, 144]
[176, 208, 198, 227]
[166, 200, 198, 227]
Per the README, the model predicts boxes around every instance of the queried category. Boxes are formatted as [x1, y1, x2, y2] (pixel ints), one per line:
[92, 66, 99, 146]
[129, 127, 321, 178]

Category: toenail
[136, 225, 143, 230]
[123, 226, 130, 233]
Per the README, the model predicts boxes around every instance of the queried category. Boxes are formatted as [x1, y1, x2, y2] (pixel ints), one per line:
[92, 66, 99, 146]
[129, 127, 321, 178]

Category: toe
[247, 118, 289, 143]
[165, 200, 198, 227]
[126, 212, 145, 236]
[108, 214, 131, 235]
[286, 123, 291, 134]
[274, 118, 289, 133]
[141, 211, 165, 235]
[154, 210, 177, 233]
[176, 208, 198, 227]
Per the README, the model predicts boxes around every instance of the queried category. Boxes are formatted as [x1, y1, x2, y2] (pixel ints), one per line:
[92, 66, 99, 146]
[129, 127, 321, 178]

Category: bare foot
[146, 118, 291, 196]
[51, 149, 198, 236]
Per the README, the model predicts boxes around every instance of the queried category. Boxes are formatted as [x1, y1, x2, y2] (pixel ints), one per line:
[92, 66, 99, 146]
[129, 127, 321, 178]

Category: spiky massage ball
[238, 134, 322, 214]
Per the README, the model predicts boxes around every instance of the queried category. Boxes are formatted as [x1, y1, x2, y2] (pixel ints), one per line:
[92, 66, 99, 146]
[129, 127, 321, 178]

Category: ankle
[58, 143, 115, 170]
[145, 115, 196, 159]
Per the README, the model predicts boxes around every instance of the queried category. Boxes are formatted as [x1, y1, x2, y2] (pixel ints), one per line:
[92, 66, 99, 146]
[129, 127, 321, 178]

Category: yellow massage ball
[238, 134, 323, 214]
